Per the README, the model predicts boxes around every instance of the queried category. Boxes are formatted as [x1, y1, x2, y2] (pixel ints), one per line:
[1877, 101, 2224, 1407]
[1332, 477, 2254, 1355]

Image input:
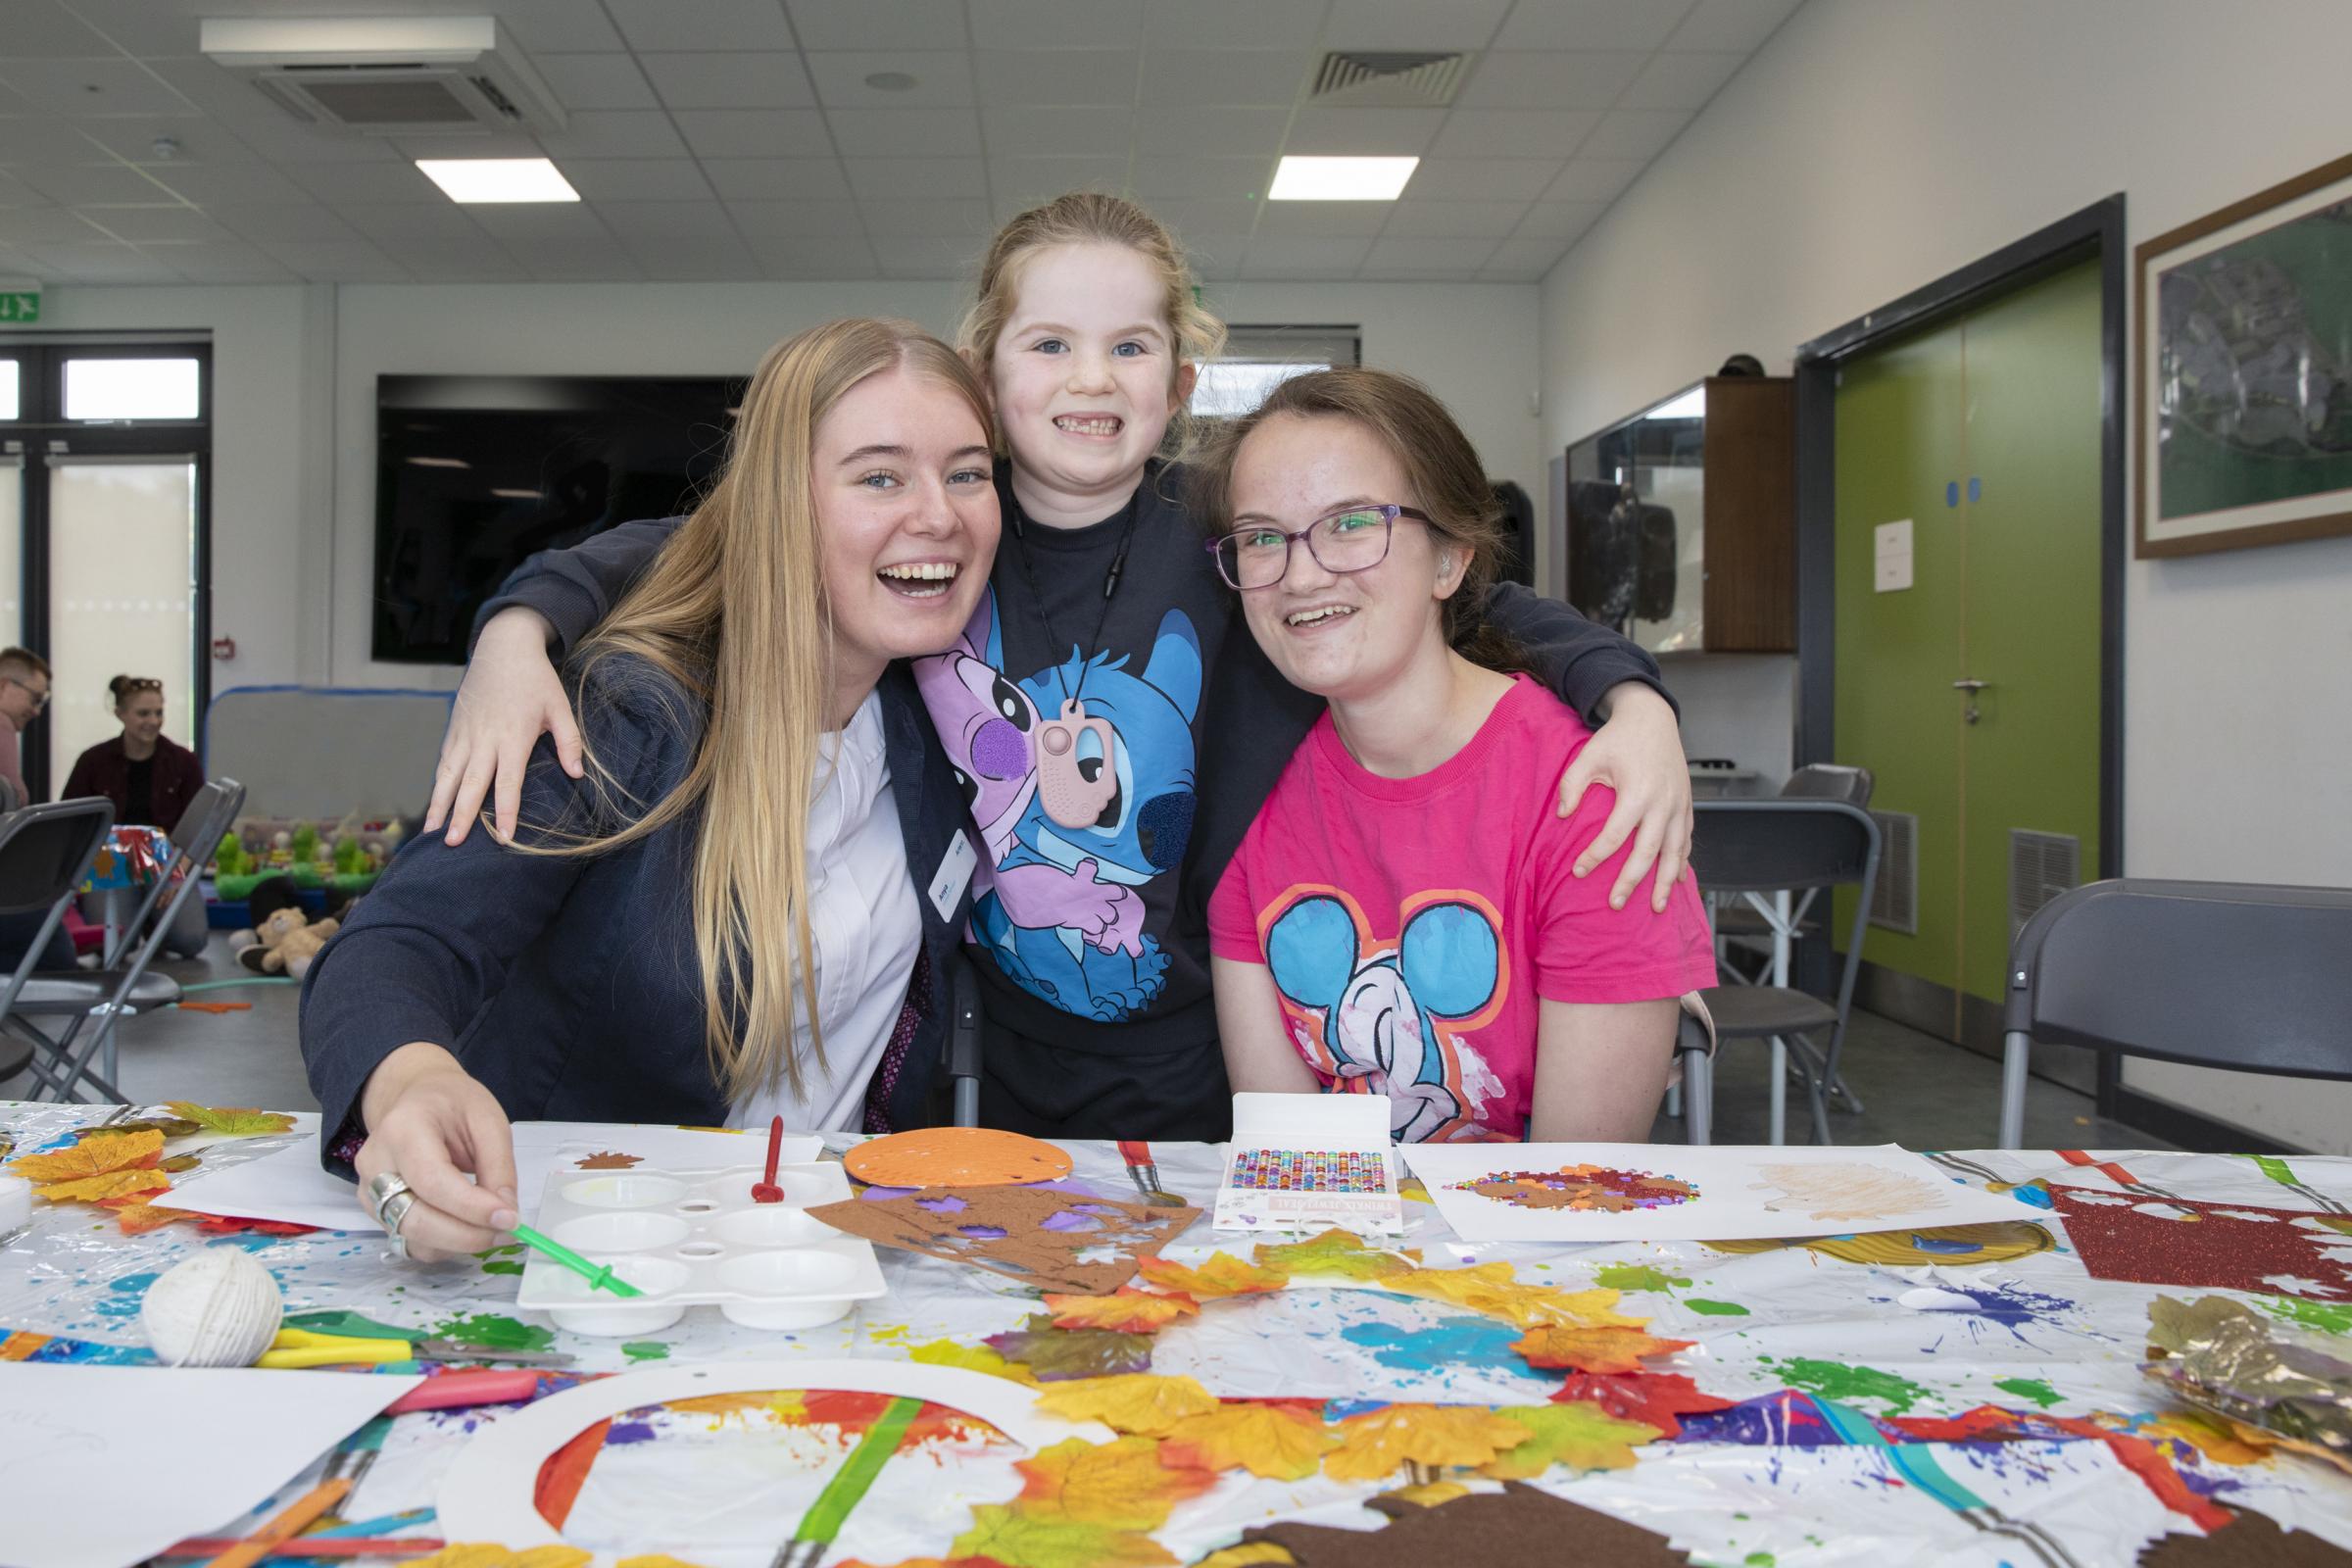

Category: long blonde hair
[956, 191, 1227, 459]
[538, 317, 993, 1103]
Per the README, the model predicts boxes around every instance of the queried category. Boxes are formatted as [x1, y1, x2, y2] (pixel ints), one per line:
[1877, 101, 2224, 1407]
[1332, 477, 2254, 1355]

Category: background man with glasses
[0, 647, 53, 814]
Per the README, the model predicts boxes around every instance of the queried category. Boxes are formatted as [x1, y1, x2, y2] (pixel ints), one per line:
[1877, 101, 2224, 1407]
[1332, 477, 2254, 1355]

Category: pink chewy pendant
[1034, 699, 1118, 828]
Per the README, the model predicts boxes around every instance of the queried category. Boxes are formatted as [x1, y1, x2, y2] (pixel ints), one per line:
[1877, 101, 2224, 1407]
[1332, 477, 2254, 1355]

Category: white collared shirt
[732, 690, 920, 1133]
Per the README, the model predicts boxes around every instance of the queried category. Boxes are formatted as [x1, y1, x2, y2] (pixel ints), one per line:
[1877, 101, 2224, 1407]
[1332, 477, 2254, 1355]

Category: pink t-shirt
[1208, 674, 1717, 1143]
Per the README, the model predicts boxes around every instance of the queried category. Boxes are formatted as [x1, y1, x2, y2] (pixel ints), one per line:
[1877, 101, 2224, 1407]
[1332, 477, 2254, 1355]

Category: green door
[1833, 260, 2103, 1038]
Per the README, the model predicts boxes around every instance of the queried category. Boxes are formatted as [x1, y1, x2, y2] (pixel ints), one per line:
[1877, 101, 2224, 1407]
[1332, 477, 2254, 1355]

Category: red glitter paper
[2048, 1184, 2352, 1302]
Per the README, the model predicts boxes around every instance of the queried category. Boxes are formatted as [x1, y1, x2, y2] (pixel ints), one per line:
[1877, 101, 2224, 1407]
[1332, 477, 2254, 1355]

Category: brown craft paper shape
[1244, 1481, 1692, 1567]
[808, 1185, 1198, 1295]
[844, 1127, 1074, 1188]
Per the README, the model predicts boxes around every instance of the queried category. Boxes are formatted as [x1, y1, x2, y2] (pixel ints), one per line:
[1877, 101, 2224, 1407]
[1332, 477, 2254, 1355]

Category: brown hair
[110, 675, 164, 705]
[530, 318, 995, 1104]
[0, 647, 50, 682]
[957, 192, 1227, 458]
[1191, 368, 1525, 671]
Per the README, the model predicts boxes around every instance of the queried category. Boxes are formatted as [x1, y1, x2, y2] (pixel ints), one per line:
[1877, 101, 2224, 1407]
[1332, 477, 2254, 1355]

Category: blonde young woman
[300, 318, 1000, 1260]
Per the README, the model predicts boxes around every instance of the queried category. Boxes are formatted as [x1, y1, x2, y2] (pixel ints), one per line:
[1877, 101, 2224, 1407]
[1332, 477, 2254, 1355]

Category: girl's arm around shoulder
[470, 516, 684, 661]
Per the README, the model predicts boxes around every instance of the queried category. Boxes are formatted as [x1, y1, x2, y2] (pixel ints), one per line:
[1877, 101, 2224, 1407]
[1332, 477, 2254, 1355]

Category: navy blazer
[300, 654, 975, 1176]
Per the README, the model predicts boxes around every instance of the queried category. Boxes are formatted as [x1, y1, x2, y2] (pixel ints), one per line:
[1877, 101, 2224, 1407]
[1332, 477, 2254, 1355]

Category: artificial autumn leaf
[77, 1115, 200, 1141]
[1014, 1436, 1215, 1530]
[1161, 1401, 1340, 1481]
[196, 1213, 318, 1237]
[986, 1317, 1154, 1382]
[159, 1153, 203, 1174]
[950, 1503, 1175, 1568]
[1034, 1374, 1218, 1435]
[1193, 1546, 1296, 1568]
[10, 1128, 163, 1184]
[37, 1168, 172, 1203]
[163, 1102, 297, 1137]
[1548, 1371, 1734, 1439]
[1478, 1402, 1660, 1479]
[1322, 1403, 1533, 1483]
[1134, 1252, 1289, 1300]
[1252, 1229, 1415, 1281]
[1378, 1480, 1472, 1507]
[1042, 1289, 1200, 1334]
[908, 1338, 1042, 1388]
[109, 1200, 197, 1236]
[2149, 1410, 2275, 1466]
[1510, 1325, 1692, 1375]
[1381, 1264, 1640, 1331]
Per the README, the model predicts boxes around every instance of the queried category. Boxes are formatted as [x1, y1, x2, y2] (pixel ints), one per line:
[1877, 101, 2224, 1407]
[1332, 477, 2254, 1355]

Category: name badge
[928, 829, 977, 922]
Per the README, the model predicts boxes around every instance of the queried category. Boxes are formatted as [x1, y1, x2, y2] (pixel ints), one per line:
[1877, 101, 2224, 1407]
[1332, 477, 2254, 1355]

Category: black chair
[0, 798, 118, 1094]
[1713, 764, 1877, 949]
[1687, 800, 1880, 1145]
[0, 779, 245, 1102]
[1999, 879, 2352, 1149]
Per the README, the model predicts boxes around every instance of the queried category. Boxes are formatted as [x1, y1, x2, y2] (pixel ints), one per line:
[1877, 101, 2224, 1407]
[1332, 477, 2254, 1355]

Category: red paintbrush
[753, 1113, 785, 1203]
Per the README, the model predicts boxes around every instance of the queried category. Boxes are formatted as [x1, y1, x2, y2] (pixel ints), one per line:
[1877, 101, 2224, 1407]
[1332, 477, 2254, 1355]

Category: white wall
[1537, 0, 2352, 1151]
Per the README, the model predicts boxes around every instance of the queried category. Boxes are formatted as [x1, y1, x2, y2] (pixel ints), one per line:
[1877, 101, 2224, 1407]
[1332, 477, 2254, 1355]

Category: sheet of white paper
[161, 1121, 817, 1231]
[0, 1362, 419, 1568]
[1400, 1142, 2035, 1243]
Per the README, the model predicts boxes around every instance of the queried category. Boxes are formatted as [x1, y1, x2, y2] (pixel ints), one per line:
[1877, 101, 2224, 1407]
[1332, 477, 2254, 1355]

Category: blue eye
[949, 467, 990, 486]
[859, 471, 900, 489]
[1034, 338, 1066, 355]
[1113, 341, 1145, 358]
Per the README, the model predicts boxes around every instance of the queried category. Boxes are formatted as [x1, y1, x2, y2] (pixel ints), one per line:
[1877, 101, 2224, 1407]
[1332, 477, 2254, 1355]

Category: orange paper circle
[846, 1127, 1074, 1188]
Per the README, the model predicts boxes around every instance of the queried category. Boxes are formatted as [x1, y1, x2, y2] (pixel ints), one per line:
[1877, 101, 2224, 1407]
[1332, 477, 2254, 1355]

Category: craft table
[2, 1100, 2348, 1568]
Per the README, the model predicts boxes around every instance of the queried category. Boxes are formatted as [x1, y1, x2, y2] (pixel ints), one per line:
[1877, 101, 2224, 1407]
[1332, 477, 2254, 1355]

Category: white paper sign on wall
[1874, 518, 1914, 593]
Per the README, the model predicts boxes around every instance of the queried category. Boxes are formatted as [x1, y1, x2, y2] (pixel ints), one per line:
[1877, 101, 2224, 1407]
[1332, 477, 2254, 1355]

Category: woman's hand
[424, 608, 580, 847]
[354, 1042, 519, 1262]
[1555, 681, 1694, 913]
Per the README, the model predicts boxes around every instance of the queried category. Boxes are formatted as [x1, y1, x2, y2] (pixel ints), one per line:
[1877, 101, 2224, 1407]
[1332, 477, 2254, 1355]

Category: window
[0, 361, 18, 421]
[64, 357, 202, 421]
[1189, 327, 1361, 420]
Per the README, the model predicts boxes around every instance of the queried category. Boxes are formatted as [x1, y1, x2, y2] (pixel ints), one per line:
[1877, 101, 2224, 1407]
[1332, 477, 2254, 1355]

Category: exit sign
[0, 290, 38, 324]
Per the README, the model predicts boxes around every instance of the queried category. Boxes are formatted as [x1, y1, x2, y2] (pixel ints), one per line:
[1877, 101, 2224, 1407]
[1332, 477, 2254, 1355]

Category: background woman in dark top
[65, 676, 206, 831]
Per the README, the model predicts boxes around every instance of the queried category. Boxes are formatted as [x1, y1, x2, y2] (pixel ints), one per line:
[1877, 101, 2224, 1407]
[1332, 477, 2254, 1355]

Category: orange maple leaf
[1133, 1252, 1288, 1299]
[1161, 1401, 1339, 1481]
[10, 1128, 163, 1186]
[106, 1200, 198, 1235]
[1382, 1263, 1639, 1330]
[1322, 1403, 1533, 1483]
[1034, 1374, 1219, 1435]
[1042, 1289, 1200, 1334]
[39, 1168, 172, 1203]
[1013, 1436, 1215, 1531]
[1510, 1324, 1692, 1375]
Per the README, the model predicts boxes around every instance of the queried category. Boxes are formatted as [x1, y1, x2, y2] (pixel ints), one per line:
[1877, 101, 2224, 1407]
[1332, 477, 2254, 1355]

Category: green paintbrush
[512, 1222, 644, 1298]
[772, 1396, 923, 1568]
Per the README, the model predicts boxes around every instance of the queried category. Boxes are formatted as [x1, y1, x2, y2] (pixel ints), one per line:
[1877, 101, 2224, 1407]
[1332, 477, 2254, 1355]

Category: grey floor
[2, 935, 2172, 1152]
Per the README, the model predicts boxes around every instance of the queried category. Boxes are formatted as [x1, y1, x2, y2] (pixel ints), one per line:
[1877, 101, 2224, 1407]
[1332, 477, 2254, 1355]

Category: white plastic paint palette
[517, 1161, 885, 1337]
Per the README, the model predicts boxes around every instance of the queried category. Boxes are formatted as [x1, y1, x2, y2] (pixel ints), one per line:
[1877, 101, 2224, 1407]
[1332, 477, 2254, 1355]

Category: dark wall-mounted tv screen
[373, 373, 745, 664]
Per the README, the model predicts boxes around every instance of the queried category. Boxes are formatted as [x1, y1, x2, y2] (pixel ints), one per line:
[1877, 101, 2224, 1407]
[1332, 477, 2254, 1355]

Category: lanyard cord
[1007, 488, 1142, 706]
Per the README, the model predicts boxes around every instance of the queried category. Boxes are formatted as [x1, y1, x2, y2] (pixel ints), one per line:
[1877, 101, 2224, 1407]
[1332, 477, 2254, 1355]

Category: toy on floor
[229, 905, 339, 980]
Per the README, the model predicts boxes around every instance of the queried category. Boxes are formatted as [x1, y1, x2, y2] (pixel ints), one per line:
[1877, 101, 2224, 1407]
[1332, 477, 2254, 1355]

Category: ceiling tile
[14, 163, 180, 205]
[1360, 234, 1496, 275]
[17, 242, 184, 282]
[826, 107, 982, 158]
[1400, 157, 1563, 201]
[0, 59, 191, 117]
[74, 207, 231, 244]
[332, 203, 488, 244]
[1378, 198, 1528, 237]
[1456, 50, 1645, 110]
[989, 155, 1132, 208]
[874, 232, 982, 276]
[701, 158, 853, 201]
[1240, 235, 1376, 278]
[725, 199, 864, 240]
[480, 0, 629, 53]
[462, 203, 614, 242]
[1147, 199, 1262, 237]
[1254, 200, 1393, 237]
[0, 119, 118, 162]
[642, 52, 818, 110]
[671, 110, 832, 160]
[135, 58, 286, 132]
[560, 159, 717, 201]
[1136, 106, 1288, 159]
[593, 200, 741, 241]
[533, 54, 660, 112]
[387, 132, 546, 163]
[1579, 107, 1690, 161]
[535, 110, 692, 159]
[1282, 107, 1446, 156]
[1427, 108, 1599, 159]
[224, 116, 409, 164]
[0, 207, 111, 245]
[1542, 158, 1644, 203]
[803, 51, 974, 109]
[784, 0, 966, 53]
[973, 50, 1134, 108]
[0, 169, 35, 204]
[1185, 239, 1249, 280]
[1494, 0, 1694, 52]
[1142, 0, 1326, 50]
[980, 105, 1133, 159]
[1320, 0, 1513, 50]
[844, 158, 987, 201]
[209, 205, 361, 244]
[131, 161, 301, 207]
[154, 243, 299, 283]
[1483, 235, 1574, 277]
[749, 229, 881, 278]
[605, 0, 796, 53]
[1138, 49, 1312, 107]
[371, 235, 531, 281]
[250, 237, 410, 281]
[622, 231, 763, 280]
[858, 197, 993, 237]
[1619, 50, 1745, 110]
[1129, 156, 1268, 201]
[1513, 200, 1606, 239]
[969, 0, 1143, 52]
[500, 239, 639, 280]
[76, 120, 261, 165]
[1667, 0, 1803, 52]
[281, 160, 443, 205]
[0, 2, 122, 57]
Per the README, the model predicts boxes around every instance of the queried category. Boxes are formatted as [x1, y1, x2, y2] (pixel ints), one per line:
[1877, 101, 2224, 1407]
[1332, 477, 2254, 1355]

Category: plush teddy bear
[229, 905, 340, 980]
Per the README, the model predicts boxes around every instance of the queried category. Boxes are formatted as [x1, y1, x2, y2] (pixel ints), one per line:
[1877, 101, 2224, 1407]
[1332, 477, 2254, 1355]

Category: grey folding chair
[0, 798, 116, 1094]
[1998, 879, 2352, 1149]
[1687, 800, 1880, 1145]
[0, 779, 245, 1102]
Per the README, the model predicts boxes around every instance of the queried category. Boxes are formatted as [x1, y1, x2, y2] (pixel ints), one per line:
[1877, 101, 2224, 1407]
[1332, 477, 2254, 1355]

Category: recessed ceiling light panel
[416, 158, 578, 203]
[1268, 155, 1419, 202]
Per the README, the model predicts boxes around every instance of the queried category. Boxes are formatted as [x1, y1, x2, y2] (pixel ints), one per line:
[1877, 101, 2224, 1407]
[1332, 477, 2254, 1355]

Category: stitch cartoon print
[1262, 888, 1510, 1142]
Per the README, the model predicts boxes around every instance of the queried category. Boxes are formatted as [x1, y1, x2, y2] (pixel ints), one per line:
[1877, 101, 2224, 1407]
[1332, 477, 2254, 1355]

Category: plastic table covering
[2, 1100, 2349, 1568]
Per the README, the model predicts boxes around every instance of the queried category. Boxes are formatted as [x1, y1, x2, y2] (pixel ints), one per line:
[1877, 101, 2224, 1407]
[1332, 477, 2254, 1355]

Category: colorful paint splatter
[1231, 1148, 1389, 1194]
[1454, 1163, 1699, 1212]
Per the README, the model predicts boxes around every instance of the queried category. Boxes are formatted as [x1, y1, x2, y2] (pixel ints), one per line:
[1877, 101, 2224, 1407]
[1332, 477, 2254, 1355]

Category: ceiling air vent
[201, 17, 565, 135]
[1310, 51, 1472, 108]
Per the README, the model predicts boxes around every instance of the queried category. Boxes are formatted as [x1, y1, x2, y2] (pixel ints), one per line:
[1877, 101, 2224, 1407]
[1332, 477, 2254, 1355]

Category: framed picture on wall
[2135, 149, 2352, 558]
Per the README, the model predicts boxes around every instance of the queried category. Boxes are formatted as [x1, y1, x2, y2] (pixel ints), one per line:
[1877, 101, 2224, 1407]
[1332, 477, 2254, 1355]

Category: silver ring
[378, 1188, 418, 1259]
[365, 1169, 413, 1226]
